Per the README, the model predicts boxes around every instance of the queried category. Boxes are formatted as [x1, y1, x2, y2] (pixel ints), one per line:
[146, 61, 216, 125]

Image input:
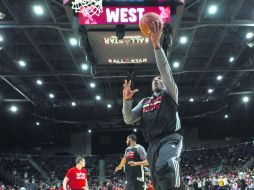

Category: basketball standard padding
[139, 12, 163, 37]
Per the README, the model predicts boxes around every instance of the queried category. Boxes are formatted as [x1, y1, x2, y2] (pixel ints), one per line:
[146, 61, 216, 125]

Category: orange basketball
[139, 12, 163, 37]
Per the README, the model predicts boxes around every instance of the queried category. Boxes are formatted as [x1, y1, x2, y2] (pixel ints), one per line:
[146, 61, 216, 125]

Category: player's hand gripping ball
[139, 12, 163, 37]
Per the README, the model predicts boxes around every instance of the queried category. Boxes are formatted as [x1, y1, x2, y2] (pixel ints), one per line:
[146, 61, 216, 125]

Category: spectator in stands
[106, 180, 113, 190]
[148, 180, 154, 190]
[218, 175, 224, 189]
[0, 181, 5, 190]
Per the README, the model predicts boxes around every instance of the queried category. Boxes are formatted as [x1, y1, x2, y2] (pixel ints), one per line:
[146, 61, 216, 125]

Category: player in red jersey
[63, 156, 89, 190]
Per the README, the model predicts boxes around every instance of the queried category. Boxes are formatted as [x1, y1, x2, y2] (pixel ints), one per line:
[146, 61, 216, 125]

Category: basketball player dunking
[122, 20, 183, 190]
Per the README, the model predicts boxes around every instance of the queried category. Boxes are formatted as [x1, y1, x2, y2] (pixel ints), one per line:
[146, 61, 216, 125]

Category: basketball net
[71, 0, 103, 18]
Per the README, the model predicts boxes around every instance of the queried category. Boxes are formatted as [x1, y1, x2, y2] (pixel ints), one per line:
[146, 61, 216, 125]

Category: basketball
[139, 12, 163, 37]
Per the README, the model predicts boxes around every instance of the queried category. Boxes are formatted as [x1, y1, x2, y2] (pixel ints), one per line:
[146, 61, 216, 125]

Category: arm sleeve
[122, 99, 144, 125]
[154, 48, 179, 104]
[137, 145, 147, 160]
[65, 169, 72, 178]
[115, 156, 127, 171]
[124, 148, 128, 156]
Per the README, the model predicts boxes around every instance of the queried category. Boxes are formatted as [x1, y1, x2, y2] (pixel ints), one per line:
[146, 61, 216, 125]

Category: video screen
[87, 31, 156, 65]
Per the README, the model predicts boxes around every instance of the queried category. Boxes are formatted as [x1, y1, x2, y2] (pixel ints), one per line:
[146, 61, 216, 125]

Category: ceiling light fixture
[217, 75, 223, 81]
[173, 61, 180, 68]
[95, 95, 101, 101]
[208, 88, 214, 94]
[180, 36, 188, 44]
[10, 105, 18, 113]
[81, 63, 88, 71]
[49, 93, 55, 99]
[242, 96, 249, 103]
[71, 102, 77, 107]
[18, 60, 26, 67]
[90, 82, 95, 88]
[0, 34, 4, 42]
[208, 5, 218, 15]
[69, 38, 78, 46]
[33, 5, 44, 15]
[229, 57, 235, 63]
[36, 79, 43, 85]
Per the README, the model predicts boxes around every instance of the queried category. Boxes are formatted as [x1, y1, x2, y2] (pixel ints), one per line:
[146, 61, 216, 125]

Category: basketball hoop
[71, 0, 103, 18]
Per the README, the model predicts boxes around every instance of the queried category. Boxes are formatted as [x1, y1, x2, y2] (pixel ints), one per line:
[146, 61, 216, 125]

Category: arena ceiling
[0, 0, 253, 148]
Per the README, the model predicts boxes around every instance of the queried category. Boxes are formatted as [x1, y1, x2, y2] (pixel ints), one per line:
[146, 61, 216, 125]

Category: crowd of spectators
[183, 167, 254, 190]
[0, 143, 253, 190]
[182, 143, 254, 190]
[0, 155, 99, 190]
[0, 156, 44, 190]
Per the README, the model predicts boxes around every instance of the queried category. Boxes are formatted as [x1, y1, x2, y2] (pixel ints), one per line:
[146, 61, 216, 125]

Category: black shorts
[125, 175, 144, 190]
[147, 133, 183, 190]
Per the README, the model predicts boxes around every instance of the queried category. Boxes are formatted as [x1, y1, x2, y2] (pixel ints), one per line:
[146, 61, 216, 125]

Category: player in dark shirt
[115, 134, 148, 190]
[122, 21, 183, 190]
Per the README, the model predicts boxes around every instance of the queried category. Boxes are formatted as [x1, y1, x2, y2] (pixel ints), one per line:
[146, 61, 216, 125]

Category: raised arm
[122, 80, 143, 124]
[154, 48, 178, 103]
[150, 21, 179, 104]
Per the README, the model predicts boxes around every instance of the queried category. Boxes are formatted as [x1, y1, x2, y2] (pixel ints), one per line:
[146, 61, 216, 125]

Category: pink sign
[78, 6, 171, 25]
